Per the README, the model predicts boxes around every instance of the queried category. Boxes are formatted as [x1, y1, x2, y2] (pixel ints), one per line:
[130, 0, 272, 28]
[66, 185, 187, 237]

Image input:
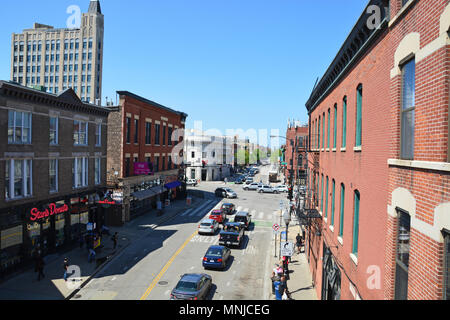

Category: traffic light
[202, 160, 206, 168]
[288, 187, 293, 201]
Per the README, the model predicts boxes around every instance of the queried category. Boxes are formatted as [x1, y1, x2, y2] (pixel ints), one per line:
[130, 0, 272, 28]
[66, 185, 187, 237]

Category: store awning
[131, 186, 163, 201]
[164, 181, 182, 189]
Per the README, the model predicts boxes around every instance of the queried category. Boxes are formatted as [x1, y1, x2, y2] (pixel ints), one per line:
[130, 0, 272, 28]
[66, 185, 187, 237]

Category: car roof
[180, 273, 204, 282]
[222, 203, 234, 206]
[200, 219, 215, 224]
[211, 209, 222, 213]
[235, 211, 249, 216]
[207, 245, 225, 250]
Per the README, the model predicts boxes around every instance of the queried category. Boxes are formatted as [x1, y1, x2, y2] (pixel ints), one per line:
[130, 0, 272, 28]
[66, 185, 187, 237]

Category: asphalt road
[73, 165, 289, 300]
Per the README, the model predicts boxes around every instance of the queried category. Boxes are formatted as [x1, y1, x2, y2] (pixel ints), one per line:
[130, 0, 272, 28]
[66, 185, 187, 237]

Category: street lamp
[283, 209, 291, 240]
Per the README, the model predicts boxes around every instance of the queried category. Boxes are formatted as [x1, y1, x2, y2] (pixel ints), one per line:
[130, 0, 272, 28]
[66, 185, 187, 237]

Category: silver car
[198, 219, 219, 235]
[258, 185, 279, 194]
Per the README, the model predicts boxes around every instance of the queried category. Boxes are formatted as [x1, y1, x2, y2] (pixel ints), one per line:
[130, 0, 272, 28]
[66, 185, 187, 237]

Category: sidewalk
[268, 211, 317, 300]
[0, 196, 205, 300]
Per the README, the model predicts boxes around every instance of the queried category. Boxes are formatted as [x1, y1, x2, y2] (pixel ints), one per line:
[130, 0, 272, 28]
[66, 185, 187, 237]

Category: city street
[71, 165, 289, 300]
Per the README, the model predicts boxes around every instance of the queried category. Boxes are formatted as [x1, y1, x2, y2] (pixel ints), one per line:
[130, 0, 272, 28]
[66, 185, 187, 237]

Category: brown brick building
[304, 0, 450, 300]
[106, 91, 187, 223]
[284, 122, 309, 187]
[0, 81, 110, 277]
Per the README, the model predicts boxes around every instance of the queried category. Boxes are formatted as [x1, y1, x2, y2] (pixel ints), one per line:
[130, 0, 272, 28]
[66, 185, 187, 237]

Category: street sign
[272, 224, 280, 232]
[281, 231, 287, 241]
[280, 242, 295, 257]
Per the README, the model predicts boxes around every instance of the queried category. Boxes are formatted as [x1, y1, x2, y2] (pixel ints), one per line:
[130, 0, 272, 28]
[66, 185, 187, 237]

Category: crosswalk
[178, 201, 282, 222]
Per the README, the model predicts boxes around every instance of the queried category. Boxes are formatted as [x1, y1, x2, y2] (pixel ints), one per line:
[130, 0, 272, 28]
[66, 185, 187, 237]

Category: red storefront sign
[30, 203, 69, 222]
[134, 162, 152, 175]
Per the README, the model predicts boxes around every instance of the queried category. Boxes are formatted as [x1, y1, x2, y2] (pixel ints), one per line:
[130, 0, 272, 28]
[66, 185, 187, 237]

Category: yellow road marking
[140, 230, 198, 300]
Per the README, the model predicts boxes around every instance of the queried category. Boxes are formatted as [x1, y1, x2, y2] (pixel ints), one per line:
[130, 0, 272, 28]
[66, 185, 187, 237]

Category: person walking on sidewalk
[112, 232, 118, 250]
[279, 276, 291, 300]
[296, 233, 303, 254]
[270, 271, 281, 295]
[63, 258, 69, 282]
[36, 255, 45, 281]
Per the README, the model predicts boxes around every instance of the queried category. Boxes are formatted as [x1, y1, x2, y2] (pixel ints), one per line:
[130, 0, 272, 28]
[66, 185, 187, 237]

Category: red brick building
[284, 122, 309, 187]
[107, 91, 187, 223]
[304, 0, 450, 300]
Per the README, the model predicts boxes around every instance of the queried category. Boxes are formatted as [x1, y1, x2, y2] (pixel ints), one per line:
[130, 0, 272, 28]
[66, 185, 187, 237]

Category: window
[318, 116, 321, 149]
[134, 119, 139, 144]
[322, 113, 325, 149]
[5, 159, 32, 200]
[355, 85, 362, 148]
[145, 122, 152, 145]
[327, 109, 330, 149]
[49, 159, 58, 193]
[8, 111, 32, 144]
[94, 158, 101, 185]
[339, 184, 345, 238]
[125, 158, 130, 177]
[352, 190, 360, 256]
[126, 117, 131, 144]
[443, 231, 450, 300]
[331, 179, 335, 226]
[73, 120, 88, 146]
[401, 59, 415, 160]
[50, 117, 58, 145]
[320, 174, 324, 213]
[342, 97, 347, 148]
[72, 157, 88, 188]
[191, 151, 195, 159]
[155, 124, 161, 145]
[395, 209, 411, 300]
[162, 156, 166, 171]
[154, 156, 159, 173]
[168, 156, 172, 170]
[95, 123, 101, 146]
[333, 104, 337, 149]
[163, 125, 167, 146]
[325, 176, 329, 218]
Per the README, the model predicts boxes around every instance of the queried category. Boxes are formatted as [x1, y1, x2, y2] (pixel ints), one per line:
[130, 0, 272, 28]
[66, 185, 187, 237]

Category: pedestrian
[36, 255, 45, 281]
[63, 258, 69, 282]
[282, 256, 290, 280]
[111, 232, 118, 250]
[296, 233, 303, 254]
[273, 277, 282, 300]
[88, 248, 96, 263]
[279, 276, 291, 300]
[270, 271, 280, 295]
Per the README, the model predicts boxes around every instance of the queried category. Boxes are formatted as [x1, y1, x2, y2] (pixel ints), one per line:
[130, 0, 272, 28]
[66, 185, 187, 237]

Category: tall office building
[10, 0, 104, 104]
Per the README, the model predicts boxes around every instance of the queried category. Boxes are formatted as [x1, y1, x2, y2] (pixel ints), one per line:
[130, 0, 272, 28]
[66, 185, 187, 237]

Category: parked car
[198, 219, 220, 235]
[258, 185, 279, 194]
[243, 182, 262, 191]
[219, 222, 245, 248]
[209, 209, 226, 224]
[234, 211, 252, 230]
[170, 273, 212, 300]
[244, 178, 253, 185]
[275, 185, 289, 193]
[215, 188, 237, 198]
[202, 245, 232, 270]
[220, 203, 236, 215]
[186, 179, 198, 186]
[234, 178, 244, 184]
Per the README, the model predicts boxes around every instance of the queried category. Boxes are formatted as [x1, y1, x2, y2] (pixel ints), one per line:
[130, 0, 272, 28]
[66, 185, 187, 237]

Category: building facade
[11, 0, 104, 104]
[304, 0, 450, 300]
[184, 130, 234, 181]
[106, 91, 188, 223]
[0, 81, 110, 278]
[284, 121, 308, 187]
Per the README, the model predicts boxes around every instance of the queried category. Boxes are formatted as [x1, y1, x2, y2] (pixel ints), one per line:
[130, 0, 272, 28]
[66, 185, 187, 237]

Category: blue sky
[0, 0, 367, 148]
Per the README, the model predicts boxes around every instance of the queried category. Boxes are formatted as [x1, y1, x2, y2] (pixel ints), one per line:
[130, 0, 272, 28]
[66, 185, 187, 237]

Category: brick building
[284, 121, 309, 187]
[304, 0, 450, 300]
[0, 81, 110, 277]
[106, 91, 187, 223]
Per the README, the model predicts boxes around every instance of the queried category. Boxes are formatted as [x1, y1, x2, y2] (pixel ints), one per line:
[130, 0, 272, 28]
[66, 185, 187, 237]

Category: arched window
[352, 190, 360, 256]
[355, 85, 362, 148]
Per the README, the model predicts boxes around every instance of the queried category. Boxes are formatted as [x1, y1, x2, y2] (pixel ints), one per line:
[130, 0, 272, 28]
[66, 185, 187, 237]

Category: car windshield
[235, 217, 245, 223]
[225, 189, 233, 192]
[206, 249, 222, 257]
[200, 223, 211, 227]
[176, 280, 198, 292]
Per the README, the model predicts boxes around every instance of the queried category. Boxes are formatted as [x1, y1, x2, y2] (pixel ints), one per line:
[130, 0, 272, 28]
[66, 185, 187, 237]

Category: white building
[184, 130, 234, 181]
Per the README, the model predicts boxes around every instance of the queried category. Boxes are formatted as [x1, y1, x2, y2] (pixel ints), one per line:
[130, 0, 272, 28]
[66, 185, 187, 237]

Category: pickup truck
[218, 222, 245, 248]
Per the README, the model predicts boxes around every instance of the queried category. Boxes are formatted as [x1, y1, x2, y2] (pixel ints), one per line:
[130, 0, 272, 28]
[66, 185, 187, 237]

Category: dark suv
[234, 211, 252, 230]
